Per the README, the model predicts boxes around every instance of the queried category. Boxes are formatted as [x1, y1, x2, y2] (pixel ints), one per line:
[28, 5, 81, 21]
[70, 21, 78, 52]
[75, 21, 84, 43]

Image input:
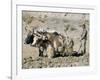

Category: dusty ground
[22, 11, 89, 69]
[22, 54, 89, 69]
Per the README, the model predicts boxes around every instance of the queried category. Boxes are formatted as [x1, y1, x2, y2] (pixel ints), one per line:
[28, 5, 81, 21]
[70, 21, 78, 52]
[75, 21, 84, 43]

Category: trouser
[80, 39, 86, 54]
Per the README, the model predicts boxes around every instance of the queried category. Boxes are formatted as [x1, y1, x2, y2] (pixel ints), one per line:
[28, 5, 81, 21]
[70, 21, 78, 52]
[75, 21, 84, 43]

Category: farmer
[79, 23, 87, 54]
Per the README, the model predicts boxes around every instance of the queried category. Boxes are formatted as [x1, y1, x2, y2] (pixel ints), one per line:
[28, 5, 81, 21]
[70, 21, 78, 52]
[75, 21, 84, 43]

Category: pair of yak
[24, 30, 78, 58]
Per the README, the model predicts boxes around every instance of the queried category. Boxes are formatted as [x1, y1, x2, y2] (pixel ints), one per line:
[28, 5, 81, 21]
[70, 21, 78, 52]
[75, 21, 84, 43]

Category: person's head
[82, 24, 86, 29]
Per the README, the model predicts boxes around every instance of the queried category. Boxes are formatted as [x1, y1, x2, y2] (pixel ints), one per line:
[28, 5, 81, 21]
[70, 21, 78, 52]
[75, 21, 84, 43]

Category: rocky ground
[22, 53, 89, 69]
